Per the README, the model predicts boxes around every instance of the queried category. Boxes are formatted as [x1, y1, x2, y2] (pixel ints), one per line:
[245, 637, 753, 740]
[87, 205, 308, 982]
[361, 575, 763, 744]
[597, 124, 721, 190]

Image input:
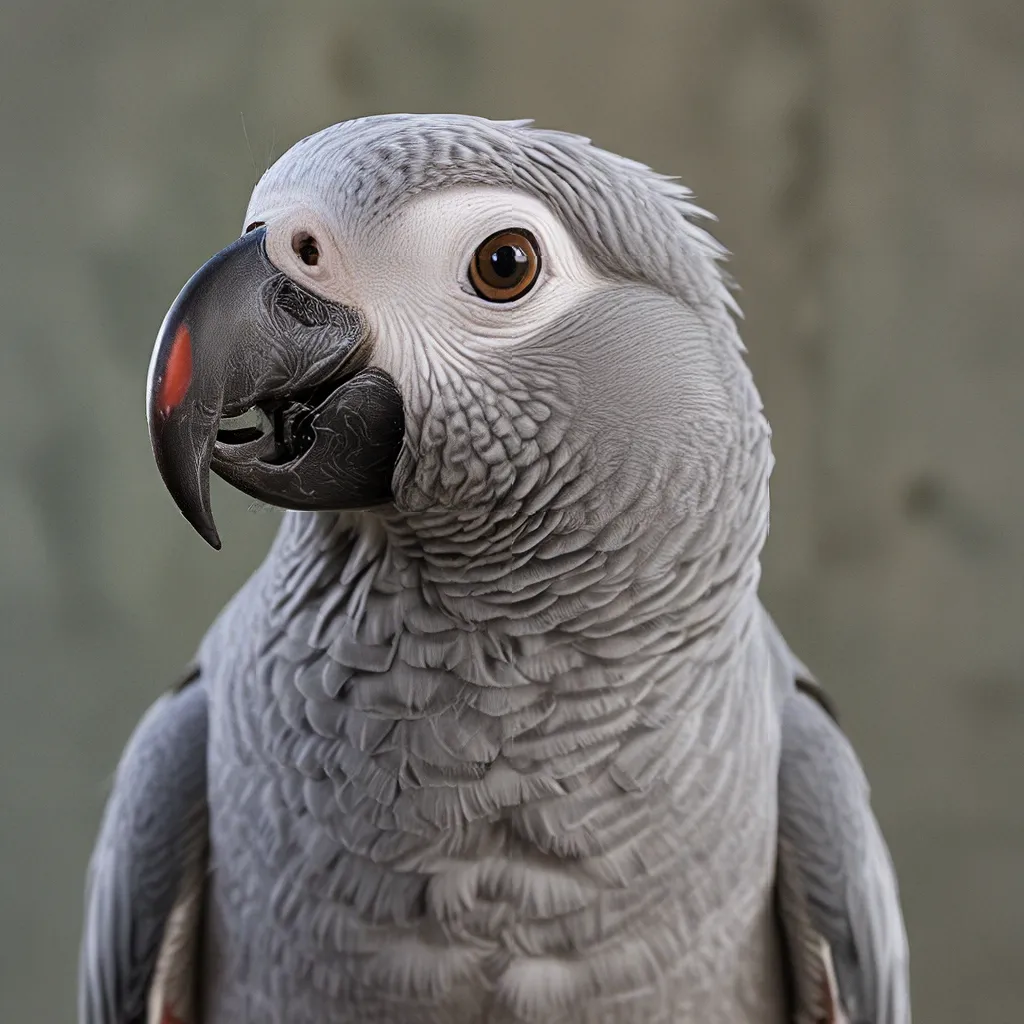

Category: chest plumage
[196, 517, 783, 1023]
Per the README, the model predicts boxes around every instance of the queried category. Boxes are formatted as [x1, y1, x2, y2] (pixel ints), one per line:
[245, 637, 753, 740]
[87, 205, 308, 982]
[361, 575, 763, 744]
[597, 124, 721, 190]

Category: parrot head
[148, 115, 766, 553]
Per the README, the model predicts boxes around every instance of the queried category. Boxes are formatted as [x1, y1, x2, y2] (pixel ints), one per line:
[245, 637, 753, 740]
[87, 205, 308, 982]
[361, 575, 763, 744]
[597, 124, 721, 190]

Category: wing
[767, 618, 911, 1024]
[79, 666, 208, 1024]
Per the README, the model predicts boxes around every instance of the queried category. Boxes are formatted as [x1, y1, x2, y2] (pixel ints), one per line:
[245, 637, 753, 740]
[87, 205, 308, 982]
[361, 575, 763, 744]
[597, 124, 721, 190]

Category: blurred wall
[1, 1, 1022, 1020]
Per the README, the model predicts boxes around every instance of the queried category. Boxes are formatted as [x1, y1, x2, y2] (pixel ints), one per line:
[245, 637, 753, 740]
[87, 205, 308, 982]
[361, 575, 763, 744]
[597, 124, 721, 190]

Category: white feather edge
[147, 821, 207, 1024]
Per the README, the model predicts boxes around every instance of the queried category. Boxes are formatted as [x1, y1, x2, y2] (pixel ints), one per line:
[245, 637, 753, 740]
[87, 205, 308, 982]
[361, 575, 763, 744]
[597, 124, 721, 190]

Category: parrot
[78, 114, 910, 1024]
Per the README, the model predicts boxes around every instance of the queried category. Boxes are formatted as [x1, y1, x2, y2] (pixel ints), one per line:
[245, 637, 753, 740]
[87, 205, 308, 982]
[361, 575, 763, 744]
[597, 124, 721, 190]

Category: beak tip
[178, 504, 222, 550]
[182, 500, 222, 551]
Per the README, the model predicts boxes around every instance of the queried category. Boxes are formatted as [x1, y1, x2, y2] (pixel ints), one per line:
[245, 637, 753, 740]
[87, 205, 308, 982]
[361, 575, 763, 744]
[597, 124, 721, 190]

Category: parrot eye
[469, 229, 541, 302]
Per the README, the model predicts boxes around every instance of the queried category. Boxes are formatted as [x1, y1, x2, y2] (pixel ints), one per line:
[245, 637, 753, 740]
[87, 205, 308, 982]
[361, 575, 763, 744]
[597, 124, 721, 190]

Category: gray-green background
[2, 1, 1021, 1019]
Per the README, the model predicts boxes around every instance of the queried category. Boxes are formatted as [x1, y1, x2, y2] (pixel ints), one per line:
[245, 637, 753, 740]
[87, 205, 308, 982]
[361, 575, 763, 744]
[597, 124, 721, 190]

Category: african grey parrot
[79, 114, 910, 1024]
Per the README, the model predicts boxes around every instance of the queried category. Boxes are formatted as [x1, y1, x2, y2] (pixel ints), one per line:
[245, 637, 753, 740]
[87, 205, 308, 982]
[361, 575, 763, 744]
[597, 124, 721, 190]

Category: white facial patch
[247, 185, 608, 385]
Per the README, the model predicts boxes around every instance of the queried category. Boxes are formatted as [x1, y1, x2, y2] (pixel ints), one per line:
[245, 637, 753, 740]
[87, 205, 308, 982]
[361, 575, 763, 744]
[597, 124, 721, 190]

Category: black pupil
[490, 244, 526, 280]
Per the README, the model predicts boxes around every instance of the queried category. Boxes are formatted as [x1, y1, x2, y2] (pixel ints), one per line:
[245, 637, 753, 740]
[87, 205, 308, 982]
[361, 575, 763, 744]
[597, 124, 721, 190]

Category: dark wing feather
[78, 666, 207, 1024]
[764, 611, 911, 1024]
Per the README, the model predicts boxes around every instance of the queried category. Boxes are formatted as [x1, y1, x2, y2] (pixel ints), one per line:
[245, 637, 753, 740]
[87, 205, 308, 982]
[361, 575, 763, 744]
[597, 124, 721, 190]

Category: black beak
[146, 227, 404, 548]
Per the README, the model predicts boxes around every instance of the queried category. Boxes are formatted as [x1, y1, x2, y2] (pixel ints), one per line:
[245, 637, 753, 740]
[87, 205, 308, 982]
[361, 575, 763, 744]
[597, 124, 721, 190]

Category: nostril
[293, 232, 320, 267]
[244, 221, 265, 233]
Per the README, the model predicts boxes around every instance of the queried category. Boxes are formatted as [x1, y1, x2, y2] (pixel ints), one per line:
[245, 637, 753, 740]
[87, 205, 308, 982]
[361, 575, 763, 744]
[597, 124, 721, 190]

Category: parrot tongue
[215, 405, 274, 446]
[214, 367, 363, 466]
[209, 366, 404, 513]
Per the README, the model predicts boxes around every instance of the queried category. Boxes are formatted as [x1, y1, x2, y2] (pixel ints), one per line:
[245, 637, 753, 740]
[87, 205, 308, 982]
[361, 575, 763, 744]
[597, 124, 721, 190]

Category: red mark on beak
[159, 1006, 186, 1024]
[158, 322, 193, 417]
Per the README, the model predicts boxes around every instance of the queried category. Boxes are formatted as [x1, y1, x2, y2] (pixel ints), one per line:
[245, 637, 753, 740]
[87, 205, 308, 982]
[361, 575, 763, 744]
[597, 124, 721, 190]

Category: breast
[203, 759, 785, 1024]
[196, 540, 785, 1022]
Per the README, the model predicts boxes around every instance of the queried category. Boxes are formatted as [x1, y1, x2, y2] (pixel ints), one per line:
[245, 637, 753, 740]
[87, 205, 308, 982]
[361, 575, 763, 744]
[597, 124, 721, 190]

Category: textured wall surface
[1, 1, 1021, 1020]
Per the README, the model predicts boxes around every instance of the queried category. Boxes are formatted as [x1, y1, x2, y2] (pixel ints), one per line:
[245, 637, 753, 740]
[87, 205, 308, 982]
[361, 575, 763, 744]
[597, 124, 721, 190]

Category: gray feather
[79, 667, 207, 1024]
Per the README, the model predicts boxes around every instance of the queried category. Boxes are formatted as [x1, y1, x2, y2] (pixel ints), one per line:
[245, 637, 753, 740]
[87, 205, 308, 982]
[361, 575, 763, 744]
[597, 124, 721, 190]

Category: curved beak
[146, 227, 404, 548]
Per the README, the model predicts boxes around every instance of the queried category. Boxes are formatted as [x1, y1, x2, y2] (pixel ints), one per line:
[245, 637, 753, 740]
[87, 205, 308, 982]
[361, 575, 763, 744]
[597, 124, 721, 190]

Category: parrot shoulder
[79, 664, 208, 1024]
